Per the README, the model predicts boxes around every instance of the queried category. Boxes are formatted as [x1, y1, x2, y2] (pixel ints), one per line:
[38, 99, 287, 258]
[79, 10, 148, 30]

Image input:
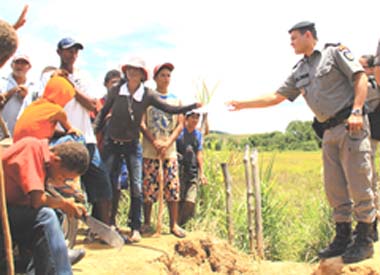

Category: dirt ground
[73, 229, 380, 275]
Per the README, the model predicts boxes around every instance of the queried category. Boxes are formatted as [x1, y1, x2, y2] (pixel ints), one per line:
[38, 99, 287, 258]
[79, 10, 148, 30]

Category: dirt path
[73, 229, 380, 275]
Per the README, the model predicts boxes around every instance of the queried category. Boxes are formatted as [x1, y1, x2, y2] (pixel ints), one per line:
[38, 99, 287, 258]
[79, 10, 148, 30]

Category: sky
[1, 0, 380, 134]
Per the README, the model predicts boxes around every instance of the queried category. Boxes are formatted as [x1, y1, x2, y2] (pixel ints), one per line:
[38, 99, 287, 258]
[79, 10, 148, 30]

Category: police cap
[288, 21, 315, 33]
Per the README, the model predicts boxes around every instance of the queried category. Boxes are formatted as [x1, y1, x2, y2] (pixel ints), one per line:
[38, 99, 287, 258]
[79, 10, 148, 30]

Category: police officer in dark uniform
[227, 21, 376, 264]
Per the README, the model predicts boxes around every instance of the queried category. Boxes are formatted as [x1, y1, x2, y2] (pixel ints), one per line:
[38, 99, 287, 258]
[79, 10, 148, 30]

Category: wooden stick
[221, 162, 234, 244]
[0, 116, 10, 139]
[251, 149, 264, 259]
[153, 158, 164, 237]
[243, 145, 255, 255]
[0, 146, 14, 275]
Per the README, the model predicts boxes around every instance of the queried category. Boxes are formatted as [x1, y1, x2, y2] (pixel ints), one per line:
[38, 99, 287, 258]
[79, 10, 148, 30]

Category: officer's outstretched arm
[226, 92, 286, 111]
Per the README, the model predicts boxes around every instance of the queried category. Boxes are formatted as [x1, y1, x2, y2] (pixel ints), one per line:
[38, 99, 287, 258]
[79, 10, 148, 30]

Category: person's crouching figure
[0, 137, 89, 274]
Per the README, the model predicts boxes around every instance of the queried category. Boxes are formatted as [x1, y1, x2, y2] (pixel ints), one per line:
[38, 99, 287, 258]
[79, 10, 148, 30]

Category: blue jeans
[3, 206, 72, 275]
[103, 139, 143, 230]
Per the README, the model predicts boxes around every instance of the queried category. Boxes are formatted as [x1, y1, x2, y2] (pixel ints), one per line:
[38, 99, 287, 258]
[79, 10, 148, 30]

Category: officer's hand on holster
[346, 114, 363, 133]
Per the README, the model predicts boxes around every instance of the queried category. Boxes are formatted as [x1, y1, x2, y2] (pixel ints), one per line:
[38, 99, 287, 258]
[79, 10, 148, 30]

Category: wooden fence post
[0, 146, 14, 275]
[221, 162, 234, 244]
[251, 148, 264, 259]
[243, 145, 255, 255]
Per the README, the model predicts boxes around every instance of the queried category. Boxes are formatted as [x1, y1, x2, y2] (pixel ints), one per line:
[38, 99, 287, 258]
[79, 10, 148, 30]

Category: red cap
[153, 62, 174, 78]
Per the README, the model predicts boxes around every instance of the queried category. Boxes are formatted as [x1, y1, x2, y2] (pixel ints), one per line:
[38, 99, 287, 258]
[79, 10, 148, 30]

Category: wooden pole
[243, 145, 255, 255]
[251, 148, 264, 259]
[0, 116, 10, 139]
[0, 147, 14, 275]
[154, 158, 164, 237]
[221, 162, 233, 244]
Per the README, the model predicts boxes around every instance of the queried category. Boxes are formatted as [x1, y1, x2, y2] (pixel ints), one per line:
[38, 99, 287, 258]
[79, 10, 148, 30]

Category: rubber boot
[342, 222, 374, 263]
[318, 222, 352, 259]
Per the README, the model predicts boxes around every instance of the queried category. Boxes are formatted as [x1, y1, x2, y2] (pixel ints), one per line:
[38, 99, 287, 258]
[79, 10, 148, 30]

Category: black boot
[342, 222, 374, 264]
[353, 218, 378, 242]
[318, 222, 352, 259]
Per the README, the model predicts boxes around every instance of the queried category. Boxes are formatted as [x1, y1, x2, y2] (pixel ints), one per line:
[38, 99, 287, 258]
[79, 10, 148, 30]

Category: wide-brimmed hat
[121, 57, 149, 81]
[153, 62, 174, 78]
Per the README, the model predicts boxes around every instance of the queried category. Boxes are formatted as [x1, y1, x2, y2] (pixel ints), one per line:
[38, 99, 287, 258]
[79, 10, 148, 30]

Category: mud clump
[172, 237, 254, 274]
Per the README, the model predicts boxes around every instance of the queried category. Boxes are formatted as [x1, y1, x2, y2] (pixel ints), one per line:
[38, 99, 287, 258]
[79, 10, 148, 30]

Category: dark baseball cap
[57, 37, 84, 50]
[288, 21, 315, 33]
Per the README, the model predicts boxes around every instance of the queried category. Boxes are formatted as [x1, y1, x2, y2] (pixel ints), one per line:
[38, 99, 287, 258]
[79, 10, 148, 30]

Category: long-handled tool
[153, 158, 164, 237]
[0, 116, 10, 139]
[0, 146, 14, 275]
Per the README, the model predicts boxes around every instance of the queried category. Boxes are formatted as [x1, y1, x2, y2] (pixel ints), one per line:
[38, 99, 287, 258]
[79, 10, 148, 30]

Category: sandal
[170, 227, 186, 238]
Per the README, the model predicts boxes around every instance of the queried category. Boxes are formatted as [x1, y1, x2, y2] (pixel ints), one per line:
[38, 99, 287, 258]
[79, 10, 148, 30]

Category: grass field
[117, 149, 334, 263]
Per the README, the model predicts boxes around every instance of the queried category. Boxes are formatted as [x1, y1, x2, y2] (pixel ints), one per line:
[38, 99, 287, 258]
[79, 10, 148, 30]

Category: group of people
[228, 21, 380, 264]
[0, 6, 208, 275]
[1, 5, 379, 275]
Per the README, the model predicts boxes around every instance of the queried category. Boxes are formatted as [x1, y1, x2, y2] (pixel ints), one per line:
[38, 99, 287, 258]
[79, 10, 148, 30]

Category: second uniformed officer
[227, 21, 376, 264]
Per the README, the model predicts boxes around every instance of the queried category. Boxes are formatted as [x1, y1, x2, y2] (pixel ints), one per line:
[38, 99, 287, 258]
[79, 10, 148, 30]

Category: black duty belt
[320, 106, 353, 130]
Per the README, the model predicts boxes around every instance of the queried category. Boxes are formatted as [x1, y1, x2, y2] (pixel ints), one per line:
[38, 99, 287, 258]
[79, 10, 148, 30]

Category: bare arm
[141, 113, 185, 158]
[13, 5, 28, 30]
[167, 114, 184, 147]
[196, 150, 207, 185]
[0, 87, 18, 107]
[140, 113, 158, 147]
[29, 190, 86, 218]
[158, 114, 184, 158]
[226, 92, 286, 111]
[0, 85, 29, 107]
[74, 88, 97, 112]
[346, 72, 368, 132]
[53, 109, 81, 136]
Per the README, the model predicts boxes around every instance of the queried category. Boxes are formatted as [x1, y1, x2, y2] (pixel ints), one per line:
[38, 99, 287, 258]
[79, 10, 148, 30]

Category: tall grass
[185, 149, 334, 262]
[116, 148, 334, 262]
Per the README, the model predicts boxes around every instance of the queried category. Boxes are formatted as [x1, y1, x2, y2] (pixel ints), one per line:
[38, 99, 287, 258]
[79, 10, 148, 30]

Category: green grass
[193, 149, 332, 262]
[116, 149, 334, 262]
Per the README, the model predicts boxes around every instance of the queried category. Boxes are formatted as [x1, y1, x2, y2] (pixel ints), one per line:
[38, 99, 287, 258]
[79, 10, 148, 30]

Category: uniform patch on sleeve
[338, 45, 354, 61]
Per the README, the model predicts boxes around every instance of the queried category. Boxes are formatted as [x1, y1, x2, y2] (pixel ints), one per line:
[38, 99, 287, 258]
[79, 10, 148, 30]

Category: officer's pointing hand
[225, 100, 240, 111]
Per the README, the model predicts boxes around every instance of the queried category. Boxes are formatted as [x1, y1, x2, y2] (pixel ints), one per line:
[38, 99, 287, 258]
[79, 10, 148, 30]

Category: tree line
[205, 120, 321, 151]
